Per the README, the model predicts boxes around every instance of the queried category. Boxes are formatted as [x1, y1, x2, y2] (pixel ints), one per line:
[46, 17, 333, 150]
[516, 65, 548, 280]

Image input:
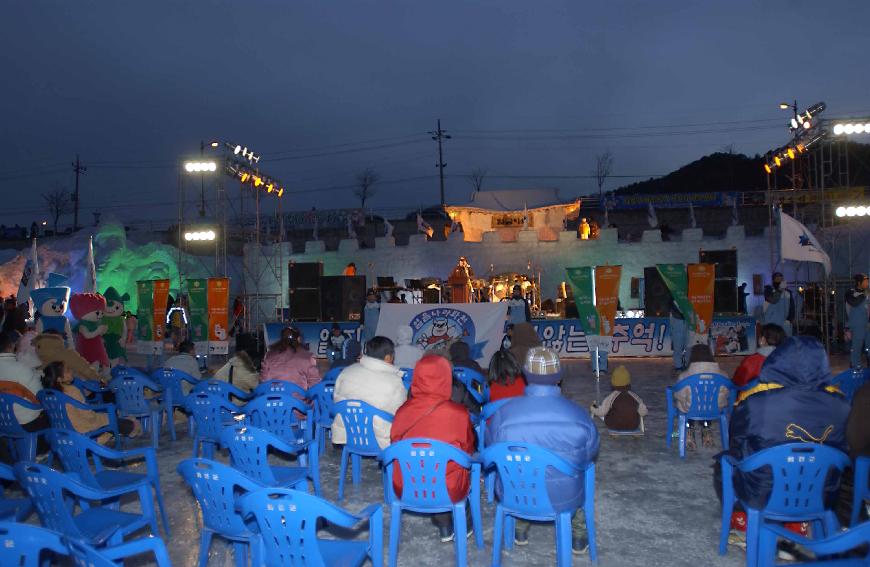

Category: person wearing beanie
[393, 325, 423, 370]
[845, 273, 869, 368]
[673, 343, 729, 449]
[590, 365, 647, 432]
[486, 347, 600, 555]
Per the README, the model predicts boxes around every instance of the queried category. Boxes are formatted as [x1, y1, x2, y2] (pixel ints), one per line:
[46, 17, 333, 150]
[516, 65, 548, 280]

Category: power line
[451, 117, 783, 134]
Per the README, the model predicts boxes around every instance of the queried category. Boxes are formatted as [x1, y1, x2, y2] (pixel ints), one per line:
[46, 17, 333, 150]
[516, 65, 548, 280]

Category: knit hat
[611, 365, 631, 388]
[524, 346, 562, 385]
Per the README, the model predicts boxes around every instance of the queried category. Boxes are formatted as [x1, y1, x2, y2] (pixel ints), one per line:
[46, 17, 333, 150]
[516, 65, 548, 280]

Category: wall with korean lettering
[244, 225, 772, 319]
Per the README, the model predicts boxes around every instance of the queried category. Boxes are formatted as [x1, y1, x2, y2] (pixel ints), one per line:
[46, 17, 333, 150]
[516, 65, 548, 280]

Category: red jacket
[390, 355, 475, 503]
[732, 346, 775, 388]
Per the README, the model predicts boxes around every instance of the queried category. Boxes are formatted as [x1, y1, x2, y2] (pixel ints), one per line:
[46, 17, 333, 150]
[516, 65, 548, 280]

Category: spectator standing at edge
[486, 346, 600, 555]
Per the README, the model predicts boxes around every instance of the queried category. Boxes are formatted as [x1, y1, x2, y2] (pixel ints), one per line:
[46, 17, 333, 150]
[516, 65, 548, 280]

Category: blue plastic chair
[829, 368, 869, 403]
[756, 521, 870, 567]
[108, 373, 165, 448]
[66, 534, 173, 567]
[475, 398, 514, 502]
[0, 521, 68, 567]
[71, 377, 111, 405]
[453, 367, 490, 405]
[177, 458, 265, 567]
[192, 378, 252, 404]
[243, 393, 310, 443]
[383, 438, 484, 567]
[0, 392, 45, 462]
[15, 462, 159, 547]
[322, 366, 344, 383]
[240, 487, 384, 567]
[0, 463, 32, 521]
[185, 392, 240, 459]
[399, 367, 413, 390]
[307, 380, 337, 453]
[483, 442, 597, 567]
[221, 424, 320, 495]
[666, 372, 736, 458]
[852, 455, 869, 527]
[333, 399, 393, 500]
[152, 367, 200, 441]
[46, 428, 170, 536]
[719, 443, 851, 567]
[38, 388, 122, 448]
[253, 379, 308, 399]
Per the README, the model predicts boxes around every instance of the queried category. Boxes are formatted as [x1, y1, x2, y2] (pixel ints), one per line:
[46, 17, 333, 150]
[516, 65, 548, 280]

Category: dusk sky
[2, 1, 869, 227]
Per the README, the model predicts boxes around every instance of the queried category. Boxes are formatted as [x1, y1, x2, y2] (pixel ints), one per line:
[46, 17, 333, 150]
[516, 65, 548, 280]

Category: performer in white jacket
[331, 336, 407, 449]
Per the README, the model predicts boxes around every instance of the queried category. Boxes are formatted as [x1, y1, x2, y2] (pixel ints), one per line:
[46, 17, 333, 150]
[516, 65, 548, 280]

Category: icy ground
[18, 354, 851, 566]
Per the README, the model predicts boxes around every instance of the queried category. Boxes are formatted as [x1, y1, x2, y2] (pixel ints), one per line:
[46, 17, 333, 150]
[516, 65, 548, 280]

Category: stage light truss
[225, 162, 284, 197]
[835, 205, 870, 218]
[763, 100, 827, 175]
[831, 120, 870, 136]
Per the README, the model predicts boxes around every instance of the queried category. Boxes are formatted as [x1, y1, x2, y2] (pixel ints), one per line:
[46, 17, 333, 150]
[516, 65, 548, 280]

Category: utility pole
[71, 154, 86, 231]
[429, 119, 451, 206]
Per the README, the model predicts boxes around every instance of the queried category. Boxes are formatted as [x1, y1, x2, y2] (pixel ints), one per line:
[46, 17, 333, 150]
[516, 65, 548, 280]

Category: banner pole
[594, 345, 600, 381]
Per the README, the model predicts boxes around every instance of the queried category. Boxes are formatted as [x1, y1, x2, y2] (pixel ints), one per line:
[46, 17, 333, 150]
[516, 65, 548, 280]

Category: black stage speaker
[644, 266, 673, 317]
[289, 288, 321, 321]
[288, 262, 323, 289]
[714, 278, 738, 314]
[320, 276, 367, 321]
[699, 249, 737, 279]
[421, 288, 440, 304]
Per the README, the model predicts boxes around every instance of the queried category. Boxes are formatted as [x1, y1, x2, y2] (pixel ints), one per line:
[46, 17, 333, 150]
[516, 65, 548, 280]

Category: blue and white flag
[17, 239, 39, 309]
[647, 202, 658, 228]
[84, 236, 97, 293]
[779, 209, 831, 275]
[375, 303, 507, 364]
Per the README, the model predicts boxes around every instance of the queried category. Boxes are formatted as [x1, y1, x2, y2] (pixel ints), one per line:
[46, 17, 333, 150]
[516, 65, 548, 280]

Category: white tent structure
[445, 188, 580, 242]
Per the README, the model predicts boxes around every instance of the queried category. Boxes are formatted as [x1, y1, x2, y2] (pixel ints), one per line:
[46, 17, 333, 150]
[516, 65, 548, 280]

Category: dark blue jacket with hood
[728, 336, 851, 509]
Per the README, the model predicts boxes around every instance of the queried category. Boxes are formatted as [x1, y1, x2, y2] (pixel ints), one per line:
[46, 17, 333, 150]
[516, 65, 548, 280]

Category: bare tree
[466, 167, 487, 192]
[593, 151, 613, 199]
[354, 167, 379, 209]
[43, 188, 71, 234]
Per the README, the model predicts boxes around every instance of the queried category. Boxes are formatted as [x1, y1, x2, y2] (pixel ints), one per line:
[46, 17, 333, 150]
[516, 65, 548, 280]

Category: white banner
[779, 209, 831, 274]
[375, 303, 508, 365]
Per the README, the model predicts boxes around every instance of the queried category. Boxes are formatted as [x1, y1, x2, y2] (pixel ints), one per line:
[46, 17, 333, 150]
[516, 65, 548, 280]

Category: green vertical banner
[656, 264, 697, 332]
[565, 267, 600, 336]
[136, 280, 154, 342]
[187, 278, 208, 344]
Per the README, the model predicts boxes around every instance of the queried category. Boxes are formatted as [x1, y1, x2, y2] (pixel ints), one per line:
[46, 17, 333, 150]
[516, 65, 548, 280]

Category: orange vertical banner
[594, 265, 622, 336]
[151, 279, 170, 344]
[687, 263, 715, 335]
[207, 277, 230, 354]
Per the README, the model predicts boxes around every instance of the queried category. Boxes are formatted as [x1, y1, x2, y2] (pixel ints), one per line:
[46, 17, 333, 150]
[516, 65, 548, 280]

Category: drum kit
[473, 273, 540, 310]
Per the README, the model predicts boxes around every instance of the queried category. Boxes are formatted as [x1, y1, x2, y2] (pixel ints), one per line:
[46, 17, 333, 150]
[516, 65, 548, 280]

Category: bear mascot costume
[70, 292, 110, 369]
[102, 286, 130, 366]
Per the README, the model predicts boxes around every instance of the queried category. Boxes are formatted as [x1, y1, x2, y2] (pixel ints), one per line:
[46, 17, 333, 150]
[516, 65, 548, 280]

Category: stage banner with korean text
[262, 315, 756, 359]
[187, 279, 208, 348]
[151, 279, 170, 349]
[594, 265, 621, 336]
[207, 277, 231, 354]
[375, 303, 508, 364]
[135, 280, 154, 347]
[656, 264, 697, 331]
[565, 267, 599, 335]
[687, 263, 715, 335]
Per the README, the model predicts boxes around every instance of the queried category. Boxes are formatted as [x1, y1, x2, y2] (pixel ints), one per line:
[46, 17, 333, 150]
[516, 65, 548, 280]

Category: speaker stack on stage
[699, 249, 738, 314]
[643, 266, 672, 317]
[320, 276, 366, 321]
[288, 262, 323, 321]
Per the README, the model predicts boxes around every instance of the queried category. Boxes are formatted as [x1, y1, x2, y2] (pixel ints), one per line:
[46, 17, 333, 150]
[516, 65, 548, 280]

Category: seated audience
[721, 336, 851, 550]
[673, 343, 729, 449]
[0, 330, 48, 432]
[509, 322, 541, 369]
[260, 327, 321, 390]
[487, 349, 526, 402]
[393, 325, 423, 370]
[486, 347, 600, 554]
[164, 340, 202, 379]
[332, 336, 407, 449]
[848, 380, 870, 461]
[41, 361, 139, 442]
[590, 365, 647, 432]
[212, 345, 259, 393]
[391, 354, 475, 543]
[330, 338, 361, 370]
[449, 340, 484, 375]
[732, 323, 785, 391]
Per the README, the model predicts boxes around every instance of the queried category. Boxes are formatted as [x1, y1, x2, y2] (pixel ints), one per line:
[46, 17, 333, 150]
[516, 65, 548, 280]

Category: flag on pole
[778, 208, 831, 275]
[346, 215, 357, 240]
[647, 202, 658, 228]
[312, 214, 319, 241]
[417, 211, 433, 237]
[384, 217, 394, 238]
[84, 236, 97, 293]
[17, 239, 39, 311]
[688, 202, 697, 229]
[731, 196, 740, 226]
[522, 203, 529, 229]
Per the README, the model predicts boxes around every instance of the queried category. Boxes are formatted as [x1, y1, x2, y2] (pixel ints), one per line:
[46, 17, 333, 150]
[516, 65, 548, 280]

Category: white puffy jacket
[331, 356, 407, 449]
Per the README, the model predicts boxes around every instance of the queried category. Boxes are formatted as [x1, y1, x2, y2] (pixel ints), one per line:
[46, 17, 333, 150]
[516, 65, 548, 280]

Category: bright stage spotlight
[183, 229, 217, 241]
[836, 206, 847, 217]
[831, 120, 870, 136]
[184, 161, 217, 173]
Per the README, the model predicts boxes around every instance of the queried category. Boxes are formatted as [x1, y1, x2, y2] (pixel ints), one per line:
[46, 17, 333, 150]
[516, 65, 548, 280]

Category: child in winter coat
[590, 365, 647, 432]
